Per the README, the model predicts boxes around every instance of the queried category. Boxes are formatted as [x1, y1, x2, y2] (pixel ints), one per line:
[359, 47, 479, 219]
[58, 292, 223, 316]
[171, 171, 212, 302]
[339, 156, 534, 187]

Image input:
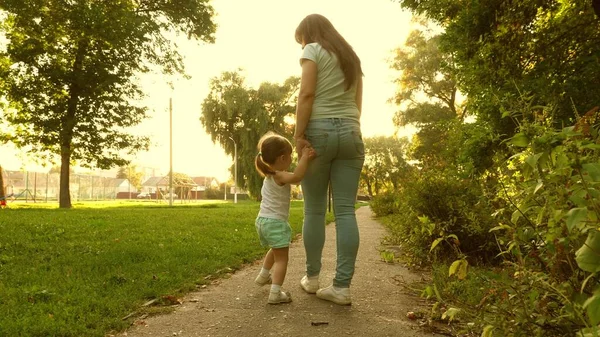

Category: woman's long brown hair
[295, 14, 363, 91]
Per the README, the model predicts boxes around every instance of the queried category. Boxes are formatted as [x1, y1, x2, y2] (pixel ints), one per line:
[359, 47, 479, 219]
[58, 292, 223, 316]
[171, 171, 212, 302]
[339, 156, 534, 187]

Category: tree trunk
[0, 165, 5, 201]
[366, 180, 373, 197]
[59, 149, 72, 208]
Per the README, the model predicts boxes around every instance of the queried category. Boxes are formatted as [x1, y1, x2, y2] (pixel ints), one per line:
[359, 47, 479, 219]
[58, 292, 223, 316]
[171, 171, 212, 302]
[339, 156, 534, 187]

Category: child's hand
[302, 146, 316, 160]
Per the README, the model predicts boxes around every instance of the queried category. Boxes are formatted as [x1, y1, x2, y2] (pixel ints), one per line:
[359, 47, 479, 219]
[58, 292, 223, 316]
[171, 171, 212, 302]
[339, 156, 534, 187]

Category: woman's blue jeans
[301, 118, 365, 288]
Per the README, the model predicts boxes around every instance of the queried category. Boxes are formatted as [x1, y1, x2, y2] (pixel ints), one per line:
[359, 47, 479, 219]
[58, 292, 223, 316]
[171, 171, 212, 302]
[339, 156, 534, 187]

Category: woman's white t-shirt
[300, 42, 360, 122]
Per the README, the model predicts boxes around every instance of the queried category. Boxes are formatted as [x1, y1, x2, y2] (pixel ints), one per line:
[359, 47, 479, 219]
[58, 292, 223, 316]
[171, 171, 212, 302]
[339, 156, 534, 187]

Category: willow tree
[200, 71, 300, 199]
[0, 0, 216, 208]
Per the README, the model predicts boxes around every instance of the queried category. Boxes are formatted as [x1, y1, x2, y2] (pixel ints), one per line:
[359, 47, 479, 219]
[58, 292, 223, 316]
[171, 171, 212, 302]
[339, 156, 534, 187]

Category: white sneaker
[268, 291, 292, 304]
[316, 285, 351, 305]
[300, 275, 319, 294]
[255, 274, 271, 286]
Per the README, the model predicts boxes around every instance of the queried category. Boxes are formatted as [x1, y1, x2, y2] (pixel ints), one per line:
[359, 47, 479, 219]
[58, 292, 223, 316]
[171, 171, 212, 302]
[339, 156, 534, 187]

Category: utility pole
[169, 97, 173, 207]
[228, 137, 238, 204]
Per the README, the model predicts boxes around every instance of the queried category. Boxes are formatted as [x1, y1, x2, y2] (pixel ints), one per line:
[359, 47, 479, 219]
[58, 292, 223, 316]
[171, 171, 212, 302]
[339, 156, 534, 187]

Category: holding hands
[301, 145, 316, 160]
[295, 136, 313, 159]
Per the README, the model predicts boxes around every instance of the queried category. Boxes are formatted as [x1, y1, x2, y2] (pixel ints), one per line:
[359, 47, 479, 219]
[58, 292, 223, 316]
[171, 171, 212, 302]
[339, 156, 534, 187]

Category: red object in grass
[0, 200, 6, 208]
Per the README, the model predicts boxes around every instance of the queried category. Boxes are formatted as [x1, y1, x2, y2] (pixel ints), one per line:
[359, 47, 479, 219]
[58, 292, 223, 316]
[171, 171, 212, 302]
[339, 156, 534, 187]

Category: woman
[294, 14, 364, 305]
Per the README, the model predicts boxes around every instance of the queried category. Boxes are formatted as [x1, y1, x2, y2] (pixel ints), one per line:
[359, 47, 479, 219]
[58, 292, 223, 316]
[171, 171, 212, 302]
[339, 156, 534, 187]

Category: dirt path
[124, 207, 432, 337]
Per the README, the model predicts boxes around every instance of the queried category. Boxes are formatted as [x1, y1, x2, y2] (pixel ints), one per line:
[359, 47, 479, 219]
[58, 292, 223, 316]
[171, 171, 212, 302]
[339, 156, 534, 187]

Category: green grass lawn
[0, 201, 333, 337]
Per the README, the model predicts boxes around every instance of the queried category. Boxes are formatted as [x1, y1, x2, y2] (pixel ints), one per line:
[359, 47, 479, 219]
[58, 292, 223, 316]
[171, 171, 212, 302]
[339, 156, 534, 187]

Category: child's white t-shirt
[258, 175, 291, 221]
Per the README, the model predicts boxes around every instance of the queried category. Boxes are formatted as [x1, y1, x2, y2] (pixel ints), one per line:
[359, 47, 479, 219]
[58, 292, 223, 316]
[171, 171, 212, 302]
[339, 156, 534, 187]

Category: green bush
[418, 111, 600, 337]
[470, 113, 600, 336]
[376, 102, 600, 335]
[370, 190, 400, 216]
[373, 168, 500, 264]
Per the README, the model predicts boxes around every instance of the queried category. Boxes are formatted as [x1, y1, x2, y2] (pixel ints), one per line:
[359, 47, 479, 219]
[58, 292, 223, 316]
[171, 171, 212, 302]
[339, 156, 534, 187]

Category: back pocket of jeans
[306, 133, 328, 156]
[351, 130, 365, 156]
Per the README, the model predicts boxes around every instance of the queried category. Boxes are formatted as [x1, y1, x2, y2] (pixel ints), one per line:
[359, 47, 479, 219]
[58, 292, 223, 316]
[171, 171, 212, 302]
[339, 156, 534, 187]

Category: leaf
[481, 325, 495, 337]
[525, 153, 543, 169]
[581, 273, 597, 293]
[441, 307, 461, 322]
[583, 292, 600, 326]
[511, 209, 522, 224]
[417, 216, 429, 224]
[566, 208, 588, 232]
[578, 327, 600, 337]
[534, 180, 544, 194]
[570, 188, 589, 207]
[576, 231, 600, 273]
[430, 238, 444, 252]
[581, 143, 600, 150]
[433, 284, 442, 302]
[449, 260, 461, 277]
[510, 133, 530, 147]
[449, 259, 468, 280]
[489, 224, 512, 232]
[508, 151, 526, 161]
[418, 215, 430, 224]
[421, 286, 434, 299]
[583, 163, 600, 182]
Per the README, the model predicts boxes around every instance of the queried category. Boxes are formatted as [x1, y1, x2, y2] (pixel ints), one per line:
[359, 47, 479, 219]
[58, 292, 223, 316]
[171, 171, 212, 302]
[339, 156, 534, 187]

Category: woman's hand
[295, 136, 311, 159]
[301, 146, 316, 160]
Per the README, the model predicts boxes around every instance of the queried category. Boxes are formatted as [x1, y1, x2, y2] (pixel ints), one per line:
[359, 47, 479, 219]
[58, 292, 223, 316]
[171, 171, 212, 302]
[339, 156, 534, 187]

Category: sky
[0, 0, 417, 182]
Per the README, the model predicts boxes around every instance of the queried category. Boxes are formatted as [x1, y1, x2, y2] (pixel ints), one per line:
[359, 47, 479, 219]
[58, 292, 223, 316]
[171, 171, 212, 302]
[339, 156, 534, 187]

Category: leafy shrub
[204, 187, 223, 200]
[422, 108, 600, 337]
[471, 111, 600, 336]
[378, 102, 600, 336]
[370, 190, 400, 216]
[374, 167, 500, 264]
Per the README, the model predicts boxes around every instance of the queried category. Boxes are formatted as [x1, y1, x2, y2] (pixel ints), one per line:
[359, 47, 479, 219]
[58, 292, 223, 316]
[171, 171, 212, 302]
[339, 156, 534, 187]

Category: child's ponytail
[255, 153, 275, 177]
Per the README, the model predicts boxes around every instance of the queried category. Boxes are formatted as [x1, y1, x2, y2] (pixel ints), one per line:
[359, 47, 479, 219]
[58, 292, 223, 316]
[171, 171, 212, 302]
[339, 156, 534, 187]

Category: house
[100, 178, 133, 199]
[106, 178, 133, 193]
[191, 176, 219, 192]
[140, 176, 163, 194]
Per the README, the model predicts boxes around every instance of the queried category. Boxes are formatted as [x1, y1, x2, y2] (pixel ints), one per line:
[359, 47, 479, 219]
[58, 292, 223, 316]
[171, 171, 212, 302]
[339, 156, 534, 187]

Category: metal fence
[2, 170, 128, 202]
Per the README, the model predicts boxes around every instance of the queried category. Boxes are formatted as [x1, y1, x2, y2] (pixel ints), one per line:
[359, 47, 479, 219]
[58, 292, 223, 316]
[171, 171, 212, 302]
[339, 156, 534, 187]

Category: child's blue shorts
[255, 216, 292, 249]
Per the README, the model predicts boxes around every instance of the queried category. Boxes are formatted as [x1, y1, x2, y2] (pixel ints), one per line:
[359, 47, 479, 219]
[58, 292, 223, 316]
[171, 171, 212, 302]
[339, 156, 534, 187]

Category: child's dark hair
[255, 132, 293, 177]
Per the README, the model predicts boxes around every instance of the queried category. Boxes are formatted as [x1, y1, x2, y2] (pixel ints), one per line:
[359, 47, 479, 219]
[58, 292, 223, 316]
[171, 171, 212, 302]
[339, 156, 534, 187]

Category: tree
[360, 136, 411, 196]
[390, 28, 460, 118]
[116, 164, 143, 191]
[390, 25, 465, 166]
[0, 0, 217, 208]
[397, 0, 600, 136]
[200, 71, 300, 199]
[0, 165, 5, 203]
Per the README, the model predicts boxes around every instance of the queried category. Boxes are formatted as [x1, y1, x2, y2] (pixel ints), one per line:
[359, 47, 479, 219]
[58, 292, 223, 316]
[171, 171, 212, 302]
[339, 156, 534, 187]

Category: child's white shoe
[316, 285, 351, 305]
[255, 274, 271, 286]
[300, 275, 319, 294]
[268, 290, 292, 304]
